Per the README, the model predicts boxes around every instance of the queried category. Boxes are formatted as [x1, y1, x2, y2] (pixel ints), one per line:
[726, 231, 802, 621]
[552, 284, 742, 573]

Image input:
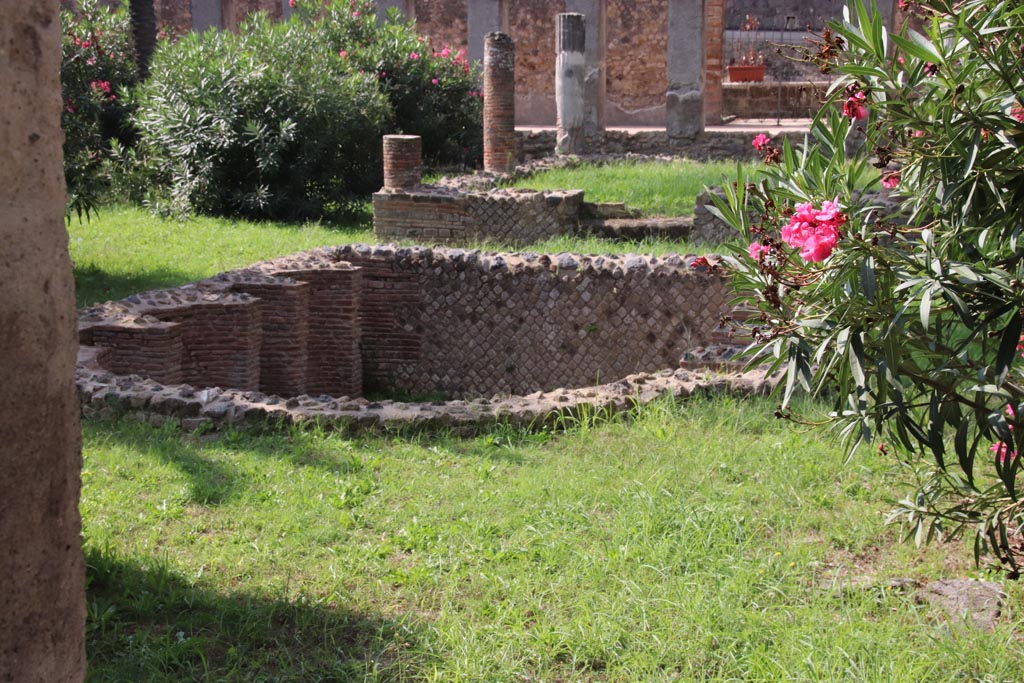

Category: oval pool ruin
[76, 244, 770, 432]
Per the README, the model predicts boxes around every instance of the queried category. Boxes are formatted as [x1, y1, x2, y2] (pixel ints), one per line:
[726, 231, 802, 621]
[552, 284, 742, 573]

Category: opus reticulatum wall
[76, 245, 750, 431]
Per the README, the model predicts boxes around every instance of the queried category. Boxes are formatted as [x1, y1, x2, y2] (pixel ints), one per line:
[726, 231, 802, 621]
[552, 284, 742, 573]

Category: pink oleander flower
[409, 51, 420, 60]
[90, 80, 111, 94]
[288, 0, 295, 7]
[748, 241, 771, 261]
[1011, 105, 1024, 123]
[912, 129, 926, 138]
[781, 198, 846, 262]
[431, 78, 439, 85]
[752, 133, 771, 151]
[440, 46, 451, 58]
[881, 171, 900, 189]
[339, 49, 348, 58]
[843, 91, 868, 120]
[990, 441, 1018, 463]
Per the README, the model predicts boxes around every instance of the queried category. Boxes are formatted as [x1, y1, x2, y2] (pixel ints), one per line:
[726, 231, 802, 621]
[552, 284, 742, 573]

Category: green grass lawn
[82, 398, 1024, 682]
[508, 160, 754, 217]
[74, 197, 1022, 681]
[69, 205, 374, 306]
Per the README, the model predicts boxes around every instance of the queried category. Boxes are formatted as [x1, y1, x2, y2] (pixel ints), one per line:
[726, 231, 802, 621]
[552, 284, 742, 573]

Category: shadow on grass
[75, 263, 202, 308]
[85, 547, 433, 683]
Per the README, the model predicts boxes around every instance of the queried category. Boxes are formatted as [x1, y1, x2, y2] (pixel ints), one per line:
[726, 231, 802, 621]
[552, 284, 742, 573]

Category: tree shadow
[85, 547, 434, 682]
[86, 421, 243, 506]
[75, 263, 203, 307]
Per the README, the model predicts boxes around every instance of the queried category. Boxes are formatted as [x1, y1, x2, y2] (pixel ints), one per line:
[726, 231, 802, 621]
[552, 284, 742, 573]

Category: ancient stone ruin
[76, 245, 768, 432]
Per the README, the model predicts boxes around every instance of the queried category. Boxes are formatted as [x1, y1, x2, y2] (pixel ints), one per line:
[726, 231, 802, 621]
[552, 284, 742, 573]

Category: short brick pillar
[382, 134, 422, 191]
[483, 31, 516, 174]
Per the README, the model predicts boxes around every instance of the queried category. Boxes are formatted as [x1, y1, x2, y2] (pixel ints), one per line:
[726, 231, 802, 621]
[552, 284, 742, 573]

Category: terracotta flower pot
[727, 64, 766, 82]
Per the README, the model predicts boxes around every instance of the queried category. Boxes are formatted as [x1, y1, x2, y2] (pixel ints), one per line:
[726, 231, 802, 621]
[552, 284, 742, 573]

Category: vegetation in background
[61, 0, 138, 220]
[132, 0, 482, 221]
[712, 0, 1024, 572]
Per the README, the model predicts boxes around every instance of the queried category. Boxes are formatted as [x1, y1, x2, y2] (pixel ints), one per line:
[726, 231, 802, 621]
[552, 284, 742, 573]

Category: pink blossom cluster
[843, 84, 869, 120]
[779, 198, 847, 262]
[990, 404, 1020, 464]
[751, 133, 771, 151]
[881, 170, 900, 189]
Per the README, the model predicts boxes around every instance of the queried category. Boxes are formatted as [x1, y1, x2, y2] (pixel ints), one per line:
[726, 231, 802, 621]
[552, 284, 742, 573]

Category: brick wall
[79, 244, 735, 401]
[373, 187, 584, 245]
[605, 0, 667, 115]
[411, 0, 469, 52]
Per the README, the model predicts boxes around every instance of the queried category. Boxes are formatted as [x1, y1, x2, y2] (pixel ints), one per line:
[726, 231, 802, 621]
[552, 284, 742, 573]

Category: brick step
[580, 201, 642, 220]
[579, 216, 693, 241]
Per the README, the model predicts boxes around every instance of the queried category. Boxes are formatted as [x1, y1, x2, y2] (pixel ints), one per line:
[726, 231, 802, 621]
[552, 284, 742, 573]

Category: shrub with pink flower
[61, 0, 137, 219]
[752, 133, 771, 151]
[780, 199, 847, 262]
[843, 87, 869, 120]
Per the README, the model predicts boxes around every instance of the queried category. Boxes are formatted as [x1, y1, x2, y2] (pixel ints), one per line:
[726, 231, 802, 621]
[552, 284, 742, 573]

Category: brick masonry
[374, 187, 585, 245]
[77, 245, 738, 406]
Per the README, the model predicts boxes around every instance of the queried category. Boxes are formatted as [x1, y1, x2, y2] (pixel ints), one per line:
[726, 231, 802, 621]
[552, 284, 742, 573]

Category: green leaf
[994, 312, 1021, 387]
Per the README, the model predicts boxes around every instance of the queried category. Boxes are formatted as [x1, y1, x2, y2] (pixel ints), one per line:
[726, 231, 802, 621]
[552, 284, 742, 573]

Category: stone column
[666, 0, 705, 138]
[376, 0, 407, 22]
[192, 0, 221, 30]
[483, 32, 517, 174]
[382, 135, 423, 190]
[555, 13, 586, 155]
[468, 0, 504, 66]
[1, 0, 86, 679]
[565, 0, 606, 139]
[703, 0, 724, 126]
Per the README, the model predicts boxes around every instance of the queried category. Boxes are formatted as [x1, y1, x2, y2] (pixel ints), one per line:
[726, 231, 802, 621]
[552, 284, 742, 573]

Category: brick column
[382, 135, 422, 191]
[555, 13, 586, 155]
[483, 31, 517, 173]
[468, 0, 504, 67]
[564, 0, 605, 139]
[704, 0, 724, 125]
[666, 0, 705, 138]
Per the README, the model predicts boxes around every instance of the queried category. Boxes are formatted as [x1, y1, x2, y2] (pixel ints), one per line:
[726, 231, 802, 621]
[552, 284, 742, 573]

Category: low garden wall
[76, 245, 749, 431]
[373, 187, 585, 245]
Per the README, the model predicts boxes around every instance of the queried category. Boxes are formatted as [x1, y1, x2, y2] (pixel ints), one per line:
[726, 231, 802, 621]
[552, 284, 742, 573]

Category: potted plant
[727, 14, 765, 82]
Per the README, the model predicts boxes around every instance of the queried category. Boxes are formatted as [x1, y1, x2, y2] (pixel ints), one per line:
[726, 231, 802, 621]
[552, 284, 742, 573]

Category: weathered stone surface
[1, 0, 86, 680]
[555, 13, 587, 155]
[75, 244, 762, 433]
[917, 579, 1006, 631]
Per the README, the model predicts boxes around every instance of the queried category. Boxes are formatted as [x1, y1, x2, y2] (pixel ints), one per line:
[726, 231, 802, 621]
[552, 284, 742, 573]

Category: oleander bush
[133, 0, 482, 221]
[712, 0, 1024, 572]
[61, 0, 138, 220]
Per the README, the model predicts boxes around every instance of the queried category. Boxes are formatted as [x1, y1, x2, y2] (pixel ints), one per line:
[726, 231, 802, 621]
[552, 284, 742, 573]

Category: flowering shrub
[133, 0, 482, 220]
[711, 0, 1024, 572]
[308, 0, 483, 167]
[61, 0, 137, 219]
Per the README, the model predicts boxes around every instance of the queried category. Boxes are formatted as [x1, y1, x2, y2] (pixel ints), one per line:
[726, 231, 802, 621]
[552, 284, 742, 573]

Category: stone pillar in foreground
[555, 13, 586, 155]
[468, 0, 504, 66]
[1, 0, 86, 679]
[565, 0, 606, 139]
[382, 135, 422, 191]
[666, 0, 705, 138]
[483, 31, 517, 174]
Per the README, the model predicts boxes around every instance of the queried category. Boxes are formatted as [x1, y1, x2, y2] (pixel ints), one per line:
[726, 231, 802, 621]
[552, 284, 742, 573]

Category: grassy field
[68, 206, 374, 307]
[69, 204, 713, 308]
[74, 191, 1021, 681]
[508, 160, 753, 217]
[82, 398, 1024, 682]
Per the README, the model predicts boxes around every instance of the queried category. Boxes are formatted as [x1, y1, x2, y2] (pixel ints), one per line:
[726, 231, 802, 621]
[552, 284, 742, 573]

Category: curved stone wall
[77, 245, 744, 430]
